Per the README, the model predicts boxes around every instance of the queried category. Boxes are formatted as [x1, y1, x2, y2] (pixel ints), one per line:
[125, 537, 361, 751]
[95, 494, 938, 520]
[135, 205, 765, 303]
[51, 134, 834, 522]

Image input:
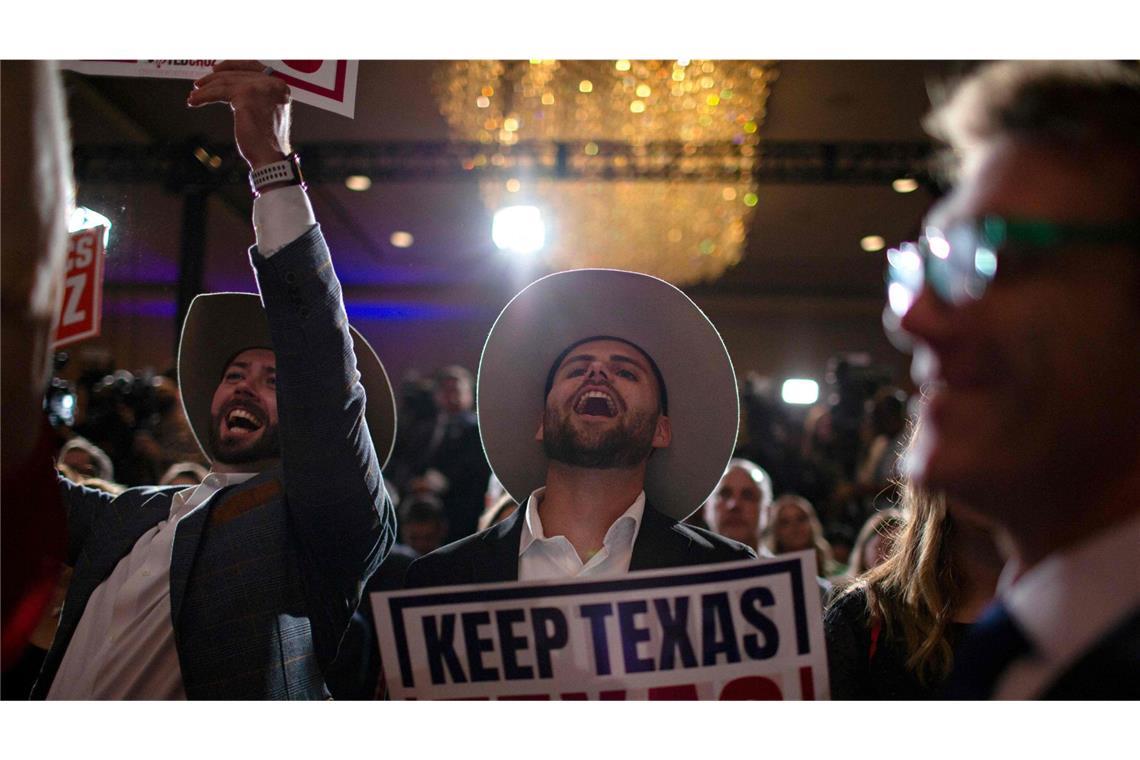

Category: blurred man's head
[399, 495, 449, 557]
[703, 458, 772, 550]
[895, 62, 1140, 540]
[434, 365, 474, 415]
[160, 461, 208, 487]
[59, 436, 114, 482]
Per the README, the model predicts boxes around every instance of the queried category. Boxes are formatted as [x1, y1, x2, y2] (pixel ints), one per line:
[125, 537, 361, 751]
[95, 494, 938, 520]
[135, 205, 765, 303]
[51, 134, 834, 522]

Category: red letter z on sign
[53, 226, 106, 349]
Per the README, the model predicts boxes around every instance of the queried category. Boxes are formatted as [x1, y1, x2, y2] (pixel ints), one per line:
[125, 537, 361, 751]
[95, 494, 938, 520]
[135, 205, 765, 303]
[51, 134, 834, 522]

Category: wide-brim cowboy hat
[477, 269, 738, 521]
[178, 292, 396, 467]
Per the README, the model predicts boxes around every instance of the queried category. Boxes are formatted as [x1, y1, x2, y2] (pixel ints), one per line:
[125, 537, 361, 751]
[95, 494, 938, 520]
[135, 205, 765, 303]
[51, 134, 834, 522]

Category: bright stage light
[492, 205, 545, 255]
[781, 378, 819, 405]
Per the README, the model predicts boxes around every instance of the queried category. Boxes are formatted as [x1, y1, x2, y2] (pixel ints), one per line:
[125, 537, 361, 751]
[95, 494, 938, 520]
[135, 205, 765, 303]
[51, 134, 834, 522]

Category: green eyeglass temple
[980, 216, 1140, 249]
[885, 215, 1140, 318]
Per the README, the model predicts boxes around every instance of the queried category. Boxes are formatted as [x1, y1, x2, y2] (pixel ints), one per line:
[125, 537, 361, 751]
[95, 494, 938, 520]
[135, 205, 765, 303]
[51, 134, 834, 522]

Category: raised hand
[187, 60, 292, 170]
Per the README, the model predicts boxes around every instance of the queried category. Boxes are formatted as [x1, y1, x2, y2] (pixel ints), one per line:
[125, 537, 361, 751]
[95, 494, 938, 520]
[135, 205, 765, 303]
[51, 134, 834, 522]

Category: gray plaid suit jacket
[33, 226, 395, 699]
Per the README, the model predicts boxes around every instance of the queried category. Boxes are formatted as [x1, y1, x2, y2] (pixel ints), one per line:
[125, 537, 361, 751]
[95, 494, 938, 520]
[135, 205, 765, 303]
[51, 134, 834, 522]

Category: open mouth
[574, 389, 618, 418]
[224, 406, 264, 434]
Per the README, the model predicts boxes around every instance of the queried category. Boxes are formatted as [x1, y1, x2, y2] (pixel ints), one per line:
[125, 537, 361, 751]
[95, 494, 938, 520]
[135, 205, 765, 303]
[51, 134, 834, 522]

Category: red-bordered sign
[53, 226, 106, 349]
[60, 60, 359, 118]
[264, 60, 357, 117]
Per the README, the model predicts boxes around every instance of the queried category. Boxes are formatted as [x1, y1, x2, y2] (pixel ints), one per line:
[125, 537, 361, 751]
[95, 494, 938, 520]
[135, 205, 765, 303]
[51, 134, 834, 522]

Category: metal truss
[72, 139, 939, 189]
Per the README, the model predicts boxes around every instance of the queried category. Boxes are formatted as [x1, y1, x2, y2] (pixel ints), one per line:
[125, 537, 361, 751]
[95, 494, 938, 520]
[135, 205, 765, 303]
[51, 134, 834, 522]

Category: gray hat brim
[477, 269, 738, 521]
[178, 292, 396, 468]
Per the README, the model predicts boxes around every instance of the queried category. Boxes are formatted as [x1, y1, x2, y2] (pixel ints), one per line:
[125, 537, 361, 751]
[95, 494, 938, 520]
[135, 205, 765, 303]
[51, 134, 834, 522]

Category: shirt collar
[171, 470, 258, 518]
[999, 510, 1140, 666]
[518, 487, 646, 557]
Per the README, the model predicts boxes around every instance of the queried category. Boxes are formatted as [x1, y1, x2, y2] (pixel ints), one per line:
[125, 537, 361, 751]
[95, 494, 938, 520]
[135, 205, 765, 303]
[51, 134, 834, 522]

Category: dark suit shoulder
[405, 533, 479, 588]
[1043, 607, 1140, 699]
[675, 522, 757, 561]
[631, 506, 756, 572]
[404, 517, 519, 589]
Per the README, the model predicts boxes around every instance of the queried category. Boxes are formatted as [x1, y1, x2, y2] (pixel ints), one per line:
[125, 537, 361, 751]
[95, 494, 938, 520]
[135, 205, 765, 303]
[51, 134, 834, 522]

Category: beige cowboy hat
[178, 292, 396, 467]
[477, 269, 738, 521]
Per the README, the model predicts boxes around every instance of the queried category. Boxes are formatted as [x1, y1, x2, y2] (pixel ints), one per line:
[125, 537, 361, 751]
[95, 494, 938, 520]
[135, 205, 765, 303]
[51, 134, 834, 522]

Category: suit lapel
[471, 507, 526, 583]
[168, 469, 281, 622]
[629, 504, 693, 572]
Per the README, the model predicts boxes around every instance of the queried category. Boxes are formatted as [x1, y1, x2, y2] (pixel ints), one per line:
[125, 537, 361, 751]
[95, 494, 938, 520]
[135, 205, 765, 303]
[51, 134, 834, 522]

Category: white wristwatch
[249, 153, 306, 196]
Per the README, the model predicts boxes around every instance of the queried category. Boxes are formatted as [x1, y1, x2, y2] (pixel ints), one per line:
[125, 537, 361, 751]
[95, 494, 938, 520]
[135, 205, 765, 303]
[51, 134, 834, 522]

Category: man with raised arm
[35, 61, 397, 699]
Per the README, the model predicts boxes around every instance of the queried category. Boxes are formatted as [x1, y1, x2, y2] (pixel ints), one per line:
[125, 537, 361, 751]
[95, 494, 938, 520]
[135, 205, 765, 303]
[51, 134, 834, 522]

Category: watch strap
[249, 153, 305, 196]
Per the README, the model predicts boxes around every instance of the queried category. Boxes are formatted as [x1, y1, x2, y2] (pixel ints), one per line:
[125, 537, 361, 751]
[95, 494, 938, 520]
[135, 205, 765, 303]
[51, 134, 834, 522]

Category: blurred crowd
[11, 348, 921, 699]
[41, 349, 912, 581]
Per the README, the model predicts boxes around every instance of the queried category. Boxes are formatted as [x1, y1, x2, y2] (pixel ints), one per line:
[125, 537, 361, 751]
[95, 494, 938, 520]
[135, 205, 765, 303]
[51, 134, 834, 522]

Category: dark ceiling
[60, 60, 976, 384]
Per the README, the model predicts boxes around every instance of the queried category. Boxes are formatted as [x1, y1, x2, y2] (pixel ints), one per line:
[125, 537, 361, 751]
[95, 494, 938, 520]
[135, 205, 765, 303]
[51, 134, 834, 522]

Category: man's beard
[542, 404, 658, 469]
[208, 414, 281, 465]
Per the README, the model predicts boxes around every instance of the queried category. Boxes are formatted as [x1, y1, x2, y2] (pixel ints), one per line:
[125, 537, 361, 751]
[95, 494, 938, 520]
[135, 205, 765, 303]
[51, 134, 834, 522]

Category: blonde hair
[848, 416, 961, 685]
[763, 494, 834, 577]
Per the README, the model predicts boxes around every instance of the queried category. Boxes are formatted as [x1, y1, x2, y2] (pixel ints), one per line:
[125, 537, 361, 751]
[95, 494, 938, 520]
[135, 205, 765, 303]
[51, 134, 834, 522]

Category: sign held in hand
[60, 60, 359, 118]
[374, 552, 829, 700]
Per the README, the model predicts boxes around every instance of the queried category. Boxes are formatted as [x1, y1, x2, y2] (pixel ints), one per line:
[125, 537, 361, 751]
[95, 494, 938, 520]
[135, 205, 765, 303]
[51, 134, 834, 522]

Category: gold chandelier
[435, 60, 779, 286]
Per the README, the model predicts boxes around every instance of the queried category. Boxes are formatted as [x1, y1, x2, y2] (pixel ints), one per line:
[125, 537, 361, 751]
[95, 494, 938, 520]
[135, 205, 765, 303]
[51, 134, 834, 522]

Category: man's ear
[652, 414, 672, 449]
[535, 420, 544, 442]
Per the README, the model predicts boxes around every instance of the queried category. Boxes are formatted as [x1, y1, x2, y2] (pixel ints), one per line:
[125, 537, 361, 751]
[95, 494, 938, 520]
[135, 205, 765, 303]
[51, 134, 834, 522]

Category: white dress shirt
[994, 510, 1140, 699]
[517, 487, 646, 582]
[48, 186, 314, 699]
[48, 472, 254, 699]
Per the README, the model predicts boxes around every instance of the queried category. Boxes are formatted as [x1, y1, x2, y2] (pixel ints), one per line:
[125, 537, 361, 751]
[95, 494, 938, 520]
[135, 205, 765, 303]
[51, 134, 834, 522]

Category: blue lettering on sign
[423, 613, 467, 685]
[462, 611, 498, 682]
[654, 596, 698, 670]
[740, 586, 780, 660]
[579, 603, 615, 676]
[495, 608, 533, 680]
[618, 600, 655, 673]
[701, 592, 741, 666]
[400, 568, 796, 690]
[531, 607, 568, 679]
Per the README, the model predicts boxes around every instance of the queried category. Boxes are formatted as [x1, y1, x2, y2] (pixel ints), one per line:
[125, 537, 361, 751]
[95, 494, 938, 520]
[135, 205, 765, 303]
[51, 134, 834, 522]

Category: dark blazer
[34, 227, 395, 699]
[404, 500, 755, 589]
[1041, 607, 1139, 700]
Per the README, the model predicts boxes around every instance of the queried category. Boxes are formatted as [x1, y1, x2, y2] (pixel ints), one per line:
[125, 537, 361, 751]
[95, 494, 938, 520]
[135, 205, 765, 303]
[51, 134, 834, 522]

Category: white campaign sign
[373, 552, 829, 700]
[60, 60, 359, 118]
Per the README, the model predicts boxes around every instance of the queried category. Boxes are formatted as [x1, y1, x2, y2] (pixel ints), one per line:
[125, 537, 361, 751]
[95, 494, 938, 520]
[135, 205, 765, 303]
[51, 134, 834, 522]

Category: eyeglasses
[885, 215, 1140, 319]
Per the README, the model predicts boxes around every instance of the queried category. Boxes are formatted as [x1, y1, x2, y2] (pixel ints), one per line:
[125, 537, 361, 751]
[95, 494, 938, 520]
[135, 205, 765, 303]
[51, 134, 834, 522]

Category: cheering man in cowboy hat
[34, 61, 397, 699]
[406, 268, 754, 589]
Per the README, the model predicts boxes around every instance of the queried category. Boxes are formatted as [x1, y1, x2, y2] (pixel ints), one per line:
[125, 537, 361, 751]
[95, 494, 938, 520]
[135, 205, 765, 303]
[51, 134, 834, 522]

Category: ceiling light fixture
[345, 175, 372, 191]
[435, 59, 779, 285]
[860, 235, 886, 252]
[389, 231, 414, 248]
